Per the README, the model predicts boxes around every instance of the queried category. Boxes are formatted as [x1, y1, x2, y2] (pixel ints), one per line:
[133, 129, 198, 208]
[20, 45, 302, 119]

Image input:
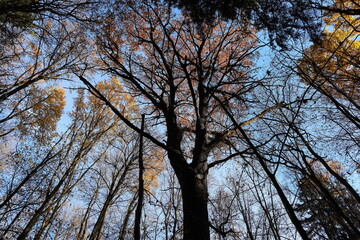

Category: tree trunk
[88, 196, 111, 240]
[134, 114, 145, 240]
[119, 196, 137, 240]
[176, 166, 210, 240]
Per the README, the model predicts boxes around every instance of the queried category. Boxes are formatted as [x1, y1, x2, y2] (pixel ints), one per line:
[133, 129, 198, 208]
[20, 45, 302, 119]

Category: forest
[0, 0, 359, 239]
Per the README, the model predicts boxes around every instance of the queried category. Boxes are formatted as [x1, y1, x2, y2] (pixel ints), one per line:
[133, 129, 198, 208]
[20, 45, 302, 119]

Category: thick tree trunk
[166, 81, 211, 239]
[176, 166, 210, 240]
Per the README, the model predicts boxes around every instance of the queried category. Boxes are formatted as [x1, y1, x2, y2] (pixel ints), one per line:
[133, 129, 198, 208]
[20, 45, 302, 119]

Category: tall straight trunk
[89, 155, 134, 240]
[17, 197, 50, 240]
[134, 114, 145, 240]
[119, 196, 137, 240]
[88, 196, 112, 240]
[185, 184, 209, 239]
[17, 157, 79, 239]
[292, 125, 360, 204]
[77, 188, 99, 240]
[179, 168, 210, 240]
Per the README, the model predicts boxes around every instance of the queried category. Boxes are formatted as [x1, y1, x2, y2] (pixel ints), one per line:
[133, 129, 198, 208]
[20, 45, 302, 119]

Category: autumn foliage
[0, 1, 359, 240]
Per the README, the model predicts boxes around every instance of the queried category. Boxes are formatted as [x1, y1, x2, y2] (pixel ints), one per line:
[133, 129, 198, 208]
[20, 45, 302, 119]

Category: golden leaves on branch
[20, 86, 66, 142]
[143, 147, 166, 191]
[1, 84, 66, 144]
[299, 0, 360, 99]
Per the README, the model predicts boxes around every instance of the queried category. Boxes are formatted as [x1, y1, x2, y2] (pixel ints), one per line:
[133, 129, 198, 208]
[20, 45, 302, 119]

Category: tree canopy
[0, 0, 359, 239]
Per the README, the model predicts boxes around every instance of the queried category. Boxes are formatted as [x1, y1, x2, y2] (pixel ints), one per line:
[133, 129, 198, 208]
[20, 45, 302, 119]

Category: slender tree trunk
[0, 150, 59, 209]
[34, 203, 60, 240]
[215, 96, 310, 240]
[17, 198, 49, 240]
[17, 160, 78, 239]
[89, 158, 134, 240]
[77, 184, 100, 240]
[292, 125, 360, 204]
[119, 196, 137, 240]
[88, 196, 112, 240]
[134, 114, 145, 240]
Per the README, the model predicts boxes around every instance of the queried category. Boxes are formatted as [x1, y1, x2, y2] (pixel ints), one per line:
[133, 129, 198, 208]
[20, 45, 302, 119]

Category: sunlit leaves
[143, 147, 165, 191]
[0, 85, 66, 143]
[299, 0, 360, 100]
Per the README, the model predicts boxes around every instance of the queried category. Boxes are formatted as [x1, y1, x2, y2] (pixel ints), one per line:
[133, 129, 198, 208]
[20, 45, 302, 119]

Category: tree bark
[169, 145, 210, 240]
[177, 167, 210, 240]
[134, 114, 145, 240]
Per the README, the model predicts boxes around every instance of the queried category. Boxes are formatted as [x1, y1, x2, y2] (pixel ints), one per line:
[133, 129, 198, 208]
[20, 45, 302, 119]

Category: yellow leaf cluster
[70, 77, 140, 140]
[88, 77, 139, 118]
[30, 86, 66, 141]
[299, 0, 360, 99]
[143, 147, 166, 191]
[6, 85, 67, 143]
